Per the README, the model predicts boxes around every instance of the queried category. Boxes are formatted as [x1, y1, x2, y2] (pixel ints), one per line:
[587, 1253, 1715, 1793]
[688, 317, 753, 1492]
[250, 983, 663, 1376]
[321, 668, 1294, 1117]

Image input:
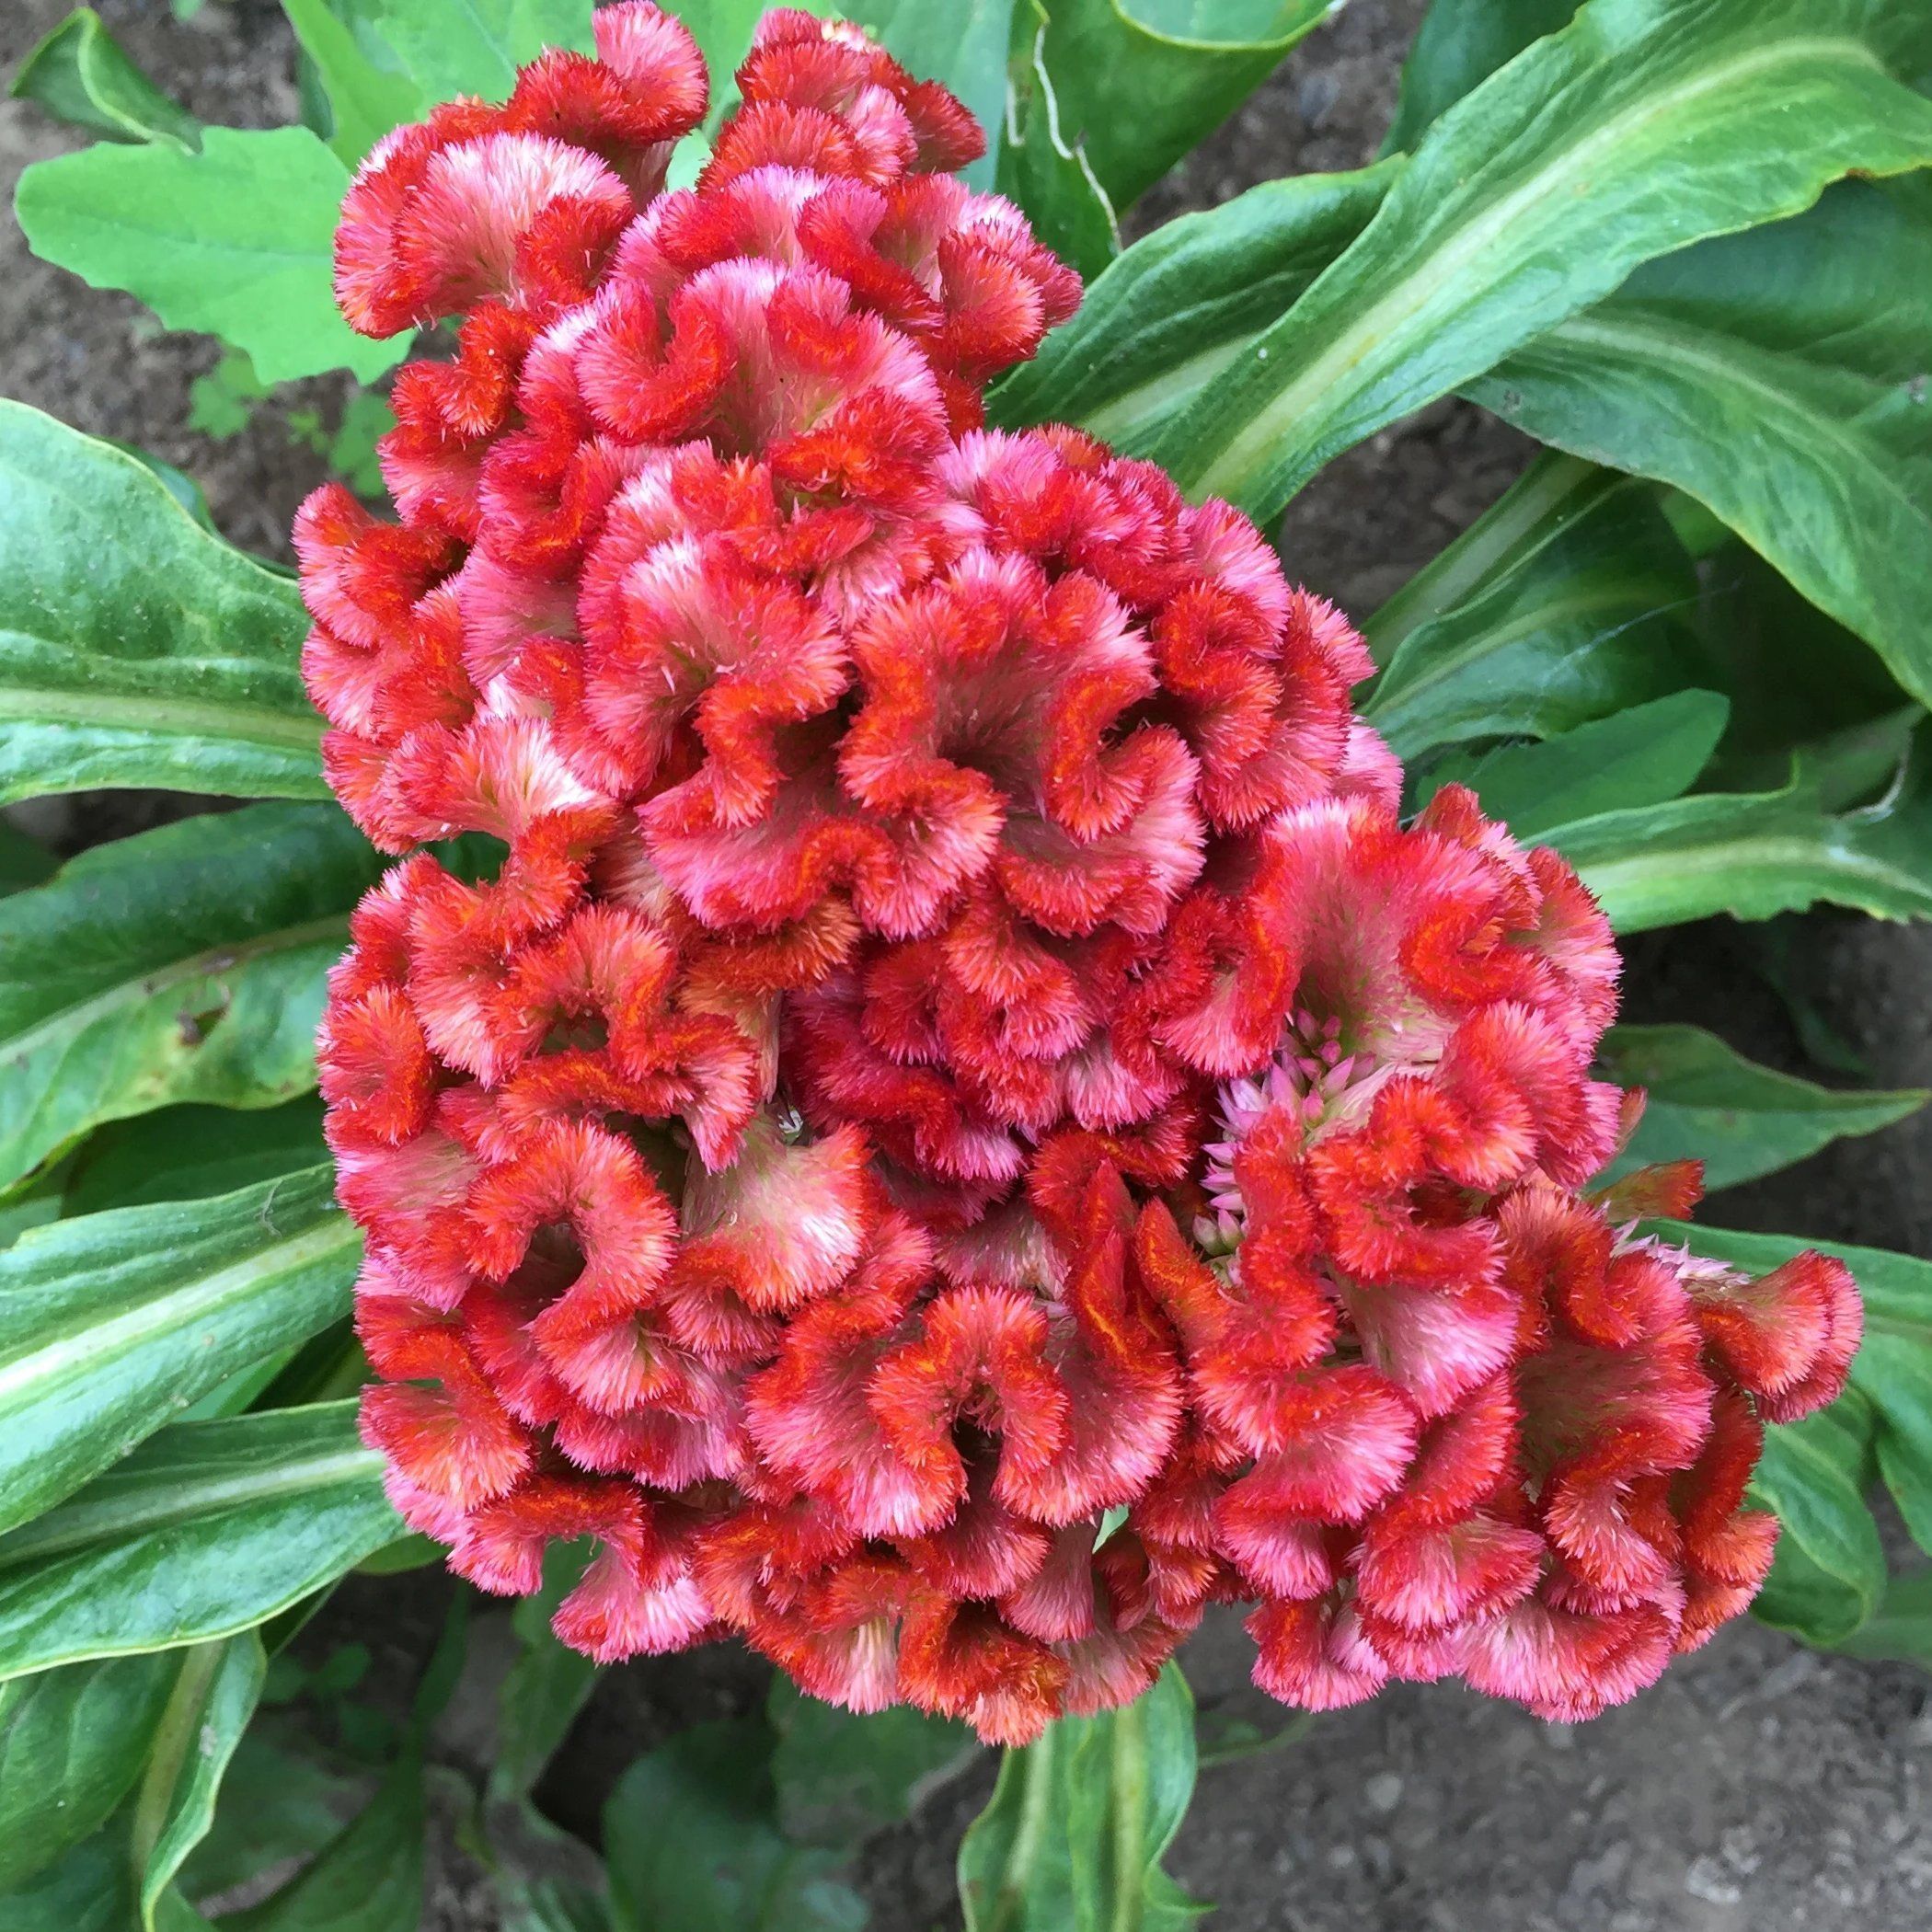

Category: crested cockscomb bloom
[302, 4, 1860, 1742]
[1136, 788, 1862, 1719]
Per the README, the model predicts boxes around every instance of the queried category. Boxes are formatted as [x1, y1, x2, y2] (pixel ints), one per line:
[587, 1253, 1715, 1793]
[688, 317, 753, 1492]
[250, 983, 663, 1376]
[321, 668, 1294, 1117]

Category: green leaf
[669, 0, 765, 105]
[0, 824, 55, 897]
[989, 160, 1400, 444]
[1033, 0, 1337, 214]
[0, 402, 325, 804]
[768, 1679, 975, 1851]
[490, 1544, 599, 1805]
[178, 1726, 375, 1904]
[0, 1651, 180, 1888]
[0, 1167, 361, 1539]
[281, 0, 424, 166]
[0, 804, 382, 1193]
[995, 5, 1121, 280]
[1596, 1024, 1926, 1191]
[1552, 716, 1932, 932]
[958, 1663, 1204, 1932]
[15, 127, 408, 383]
[604, 1717, 866, 1932]
[1832, 1569, 1932, 1668]
[1154, 0, 1932, 522]
[1747, 1401, 1886, 1645]
[0, 1817, 137, 1931]
[188, 349, 270, 440]
[1382, 0, 1580, 154]
[224, 1747, 425, 1932]
[106, 442, 223, 534]
[372, 0, 594, 105]
[0, 1403, 396, 1679]
[1689, 546, 1908, 779]
[8, 7, 203, 149]
[132, 1635, 267, 1932]
[1422, 690, 1730, 836]
[1469, 176, 1932, 709]
[1363, 459, 1702, 760]
[63, 1096, 328, 1217]
[325, 392, 397, 498]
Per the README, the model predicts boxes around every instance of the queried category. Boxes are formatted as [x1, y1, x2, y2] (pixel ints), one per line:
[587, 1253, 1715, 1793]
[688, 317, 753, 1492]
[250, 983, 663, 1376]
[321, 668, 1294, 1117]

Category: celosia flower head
[302, 4, 1859, 1742]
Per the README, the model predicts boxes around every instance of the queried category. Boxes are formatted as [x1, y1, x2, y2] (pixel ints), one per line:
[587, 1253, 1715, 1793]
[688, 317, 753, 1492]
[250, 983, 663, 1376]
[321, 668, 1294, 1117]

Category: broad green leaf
[768, 1680, 974, 1851]
[1833, 1569, 1932, 1668]
[1689, 546, 1907, 779]
[224, 1749, 425, 1932]
[1597, 1024, 1926, 1191]
[1382, 0, 1580, 154]
[989, 160, 1400, 444]
[1422, 690, 1729, 836]
[0, 824, 55, 896]
[1554, 717, 1932, 932]
[604, 1717, 866, 1932]
[15, 128, 407, 383]
[958, 1663, 1203, 1932]
[8, 7, 203, 149]
[372, 0, 594, 104]
[490, 1545, 599, 1805]
[0, 403, 323, 804]
[281, 0, 424, 166]
[0, 1169, 66, 1257]
[0, 1403, 396, 1679]
[188, 349, 271, 441]
[0, 804, 381, 1194]
[0, 1167, 361, 1538]
[849, 0, 1014, 191]
[1653, 1220, 1932, 1558]
[1748, 1400, 1886, 1645]
[0, 1817, 137, 1931]
[996, 6, 1120, 280]
[1155, 0, 1932, 522]
[1363, 462, 1702, 760]
[671, 0, 766, 105]
[1469, 177, 1932, 707]
[0, 1651, 179, 1888]
[132, 1635, 267, 1932]
[63, 1096, 328, 1217]
[178, 1727, 375, 1904]
[1035, 0, 1336, 213]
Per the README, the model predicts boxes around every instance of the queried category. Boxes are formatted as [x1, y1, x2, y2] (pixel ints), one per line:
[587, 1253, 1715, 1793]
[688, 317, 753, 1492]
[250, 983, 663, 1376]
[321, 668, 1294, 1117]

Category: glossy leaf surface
[16, 129, 408, 383]
[0, 1404, 394, 1679]
[0, 404, 323, 805]
[1155, 0, 1932, 520]
[0, 1168, 360, 1538]
[0, 804, 382, 1193]
[1599, 1025, 1926, 1191]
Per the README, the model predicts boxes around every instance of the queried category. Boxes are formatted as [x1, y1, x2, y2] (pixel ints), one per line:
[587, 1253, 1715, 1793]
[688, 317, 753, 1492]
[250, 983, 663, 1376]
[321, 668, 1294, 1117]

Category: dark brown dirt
[6, 3, 1930, 1929]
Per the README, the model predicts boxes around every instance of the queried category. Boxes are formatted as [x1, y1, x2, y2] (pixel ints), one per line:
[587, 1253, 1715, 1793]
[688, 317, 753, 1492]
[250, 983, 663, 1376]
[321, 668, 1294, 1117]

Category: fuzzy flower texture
[300, 3, 1860, 1743]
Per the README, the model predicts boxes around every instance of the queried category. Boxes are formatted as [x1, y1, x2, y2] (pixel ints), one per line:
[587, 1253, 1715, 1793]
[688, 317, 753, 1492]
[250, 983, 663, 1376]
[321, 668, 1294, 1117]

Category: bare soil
[5, 3, 1929, 1928]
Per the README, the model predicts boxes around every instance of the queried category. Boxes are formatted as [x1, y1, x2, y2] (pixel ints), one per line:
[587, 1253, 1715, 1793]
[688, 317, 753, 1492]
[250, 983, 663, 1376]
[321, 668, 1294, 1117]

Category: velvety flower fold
[303, 2, 1859, 1742]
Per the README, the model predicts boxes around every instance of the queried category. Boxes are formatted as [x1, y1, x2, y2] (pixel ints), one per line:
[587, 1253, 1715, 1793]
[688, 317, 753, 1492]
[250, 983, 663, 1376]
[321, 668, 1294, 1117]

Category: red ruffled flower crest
[302, 3, 1861, 1742]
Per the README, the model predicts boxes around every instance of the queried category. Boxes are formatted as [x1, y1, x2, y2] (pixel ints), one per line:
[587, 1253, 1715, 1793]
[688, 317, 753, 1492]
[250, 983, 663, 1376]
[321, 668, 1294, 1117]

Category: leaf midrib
[1573, 826, 1932, 917]
[0, 1444, 382, 1569]
[0, 683, 323, 751]
[1186, 31, 1897, 498]
[0, 1210, 357, 1409]
[1370, 572, 1690, 717]
[0, 910, 351, 1066]
[1525, 309, 1930, 531]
